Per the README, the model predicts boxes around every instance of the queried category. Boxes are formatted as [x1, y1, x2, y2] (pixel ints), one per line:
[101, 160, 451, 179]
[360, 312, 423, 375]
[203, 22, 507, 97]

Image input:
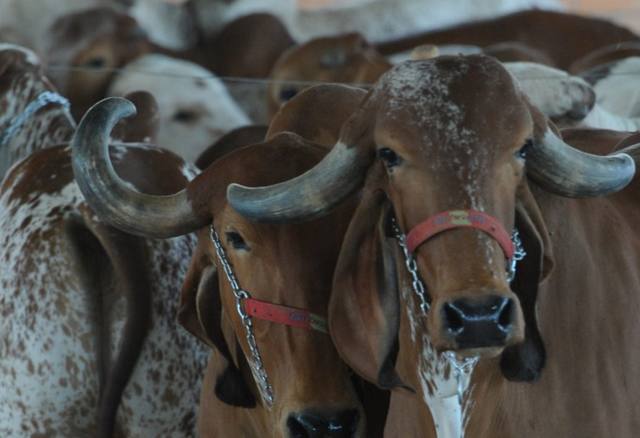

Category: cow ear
[330, 188, 405, 390]
[177, 244, 256, 407]
[500, 184, 554, 381]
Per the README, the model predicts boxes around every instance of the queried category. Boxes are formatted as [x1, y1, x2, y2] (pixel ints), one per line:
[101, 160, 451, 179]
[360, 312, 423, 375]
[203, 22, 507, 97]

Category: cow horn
[227, 142, 371, 223]
[72, 97, 208, 238]
[527, 128, 636, 197]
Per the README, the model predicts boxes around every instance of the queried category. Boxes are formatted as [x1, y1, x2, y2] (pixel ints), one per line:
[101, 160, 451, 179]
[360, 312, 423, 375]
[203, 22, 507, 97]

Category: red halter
[406, 209, 514, 259]
[243, 298, 328, 334]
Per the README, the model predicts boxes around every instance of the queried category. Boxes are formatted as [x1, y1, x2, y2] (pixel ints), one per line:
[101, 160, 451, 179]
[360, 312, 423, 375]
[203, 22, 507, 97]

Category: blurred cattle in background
[108, 54, 250, 162]
[266, 35, 599, 127]
[293, 0, 561, 41]
[0, 93, 209, 436]
[375, 9, 640, 69]
[41, 7, 150, 119]
[0, 44, 75, 178]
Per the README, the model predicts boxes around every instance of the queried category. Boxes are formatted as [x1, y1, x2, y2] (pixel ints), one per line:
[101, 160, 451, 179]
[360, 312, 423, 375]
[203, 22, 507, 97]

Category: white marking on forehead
[381, 61, 486, 209]
[0, 43, 40, 65]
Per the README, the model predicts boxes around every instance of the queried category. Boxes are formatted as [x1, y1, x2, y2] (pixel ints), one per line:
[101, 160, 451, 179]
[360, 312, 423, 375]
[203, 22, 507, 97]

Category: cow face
[367, 58, 530, 353]
[225, 55, 634, 385]
[176, 138, 364, 437]
[43, 7, 150, 118]
[268, 33, 391, 117]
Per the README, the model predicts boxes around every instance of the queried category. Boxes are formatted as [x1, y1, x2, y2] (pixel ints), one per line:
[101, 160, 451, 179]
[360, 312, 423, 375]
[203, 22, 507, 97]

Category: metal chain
[0, 91, 71, 147]
[507, 229, 527, 282]
[390, 217, 431, 314]
[209, 225, 274, 407]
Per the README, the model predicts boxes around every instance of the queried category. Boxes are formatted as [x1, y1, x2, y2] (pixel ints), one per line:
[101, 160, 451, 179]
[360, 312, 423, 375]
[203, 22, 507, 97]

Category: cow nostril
[330, 409, 359, 435]
[497, 298, 513, 332]
[287, 416, 311, 438]
[287, 410, 360, 438]
[443, 303, 464, 335]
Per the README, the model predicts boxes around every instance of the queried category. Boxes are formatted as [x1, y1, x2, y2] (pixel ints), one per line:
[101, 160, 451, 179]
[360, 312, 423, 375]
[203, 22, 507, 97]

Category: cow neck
[208, 224, 329, 407]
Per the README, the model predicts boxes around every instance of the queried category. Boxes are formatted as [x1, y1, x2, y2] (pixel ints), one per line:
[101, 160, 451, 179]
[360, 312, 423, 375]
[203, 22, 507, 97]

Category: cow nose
[442, 295, 515, 349]
[287, 409, 359, 438]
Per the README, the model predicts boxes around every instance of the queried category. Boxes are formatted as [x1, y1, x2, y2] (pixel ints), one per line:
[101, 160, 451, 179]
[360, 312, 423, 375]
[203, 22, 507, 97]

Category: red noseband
[243, 298, 328, 333]
[406, 209, 514, 259]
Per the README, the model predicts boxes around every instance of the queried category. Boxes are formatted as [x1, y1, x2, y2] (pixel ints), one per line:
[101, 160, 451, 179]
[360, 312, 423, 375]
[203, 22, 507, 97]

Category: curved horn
[527, 128, 635, 197]
[227, 142, 371, 223]
[72, 97, 208, 238]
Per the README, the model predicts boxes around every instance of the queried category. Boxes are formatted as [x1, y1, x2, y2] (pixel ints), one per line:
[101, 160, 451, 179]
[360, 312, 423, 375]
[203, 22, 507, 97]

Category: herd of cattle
[1, 0, 640, 437]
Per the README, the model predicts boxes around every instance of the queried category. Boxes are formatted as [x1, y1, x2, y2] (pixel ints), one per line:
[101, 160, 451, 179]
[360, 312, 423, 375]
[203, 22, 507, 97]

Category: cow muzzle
[286, 409, 360, 438]
[432, 293, 524, 354]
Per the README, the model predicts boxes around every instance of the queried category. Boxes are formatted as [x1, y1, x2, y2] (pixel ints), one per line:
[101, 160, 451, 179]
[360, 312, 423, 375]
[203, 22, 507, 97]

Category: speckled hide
[0, 144, 209, 436]
[0, 44, 75, 178]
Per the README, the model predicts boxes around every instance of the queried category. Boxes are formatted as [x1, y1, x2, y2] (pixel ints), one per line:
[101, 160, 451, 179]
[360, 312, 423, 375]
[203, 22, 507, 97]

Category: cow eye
[377, 147, 401, 168]
[516, 139, 533, 160]
[83, 56, 106, 69]
[226, 231, 249, 250]
[279, 87, 298, 102]
[173, 109, 198, 123]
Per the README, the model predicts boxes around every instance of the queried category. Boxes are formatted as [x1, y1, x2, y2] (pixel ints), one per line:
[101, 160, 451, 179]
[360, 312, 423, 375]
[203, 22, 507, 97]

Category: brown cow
[42, 7, 149, 118]
[224, 55, 640, 437]
[267, 33, 391, 117]
[70, 98, 369, 437]
[375, 10, 640, 70]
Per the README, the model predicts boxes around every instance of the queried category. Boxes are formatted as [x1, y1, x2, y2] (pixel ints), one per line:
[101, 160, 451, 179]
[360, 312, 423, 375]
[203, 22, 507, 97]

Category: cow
[68, 96, 376, 437]
[41, 7, 150, 119]
[267, 36, 595, 126]
[0, 95, 209, 436]
[222, 55, 640, 437]
[0, 44, 75, 178]
[0, 0, 112, 51]
[568, 41, 640, 75]
[291, 0, 560, 43]
[576, 55, 640, 119]
[107, 53, 250, 163]
[375, 10, 640, 70]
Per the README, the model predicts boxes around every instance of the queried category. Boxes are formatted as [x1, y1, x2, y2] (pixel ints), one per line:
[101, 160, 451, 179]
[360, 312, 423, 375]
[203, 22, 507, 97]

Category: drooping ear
[330, 181, 405, 390]
[177, 241, 256, 407]
[110, 91, 159, 143]
[500, 183, 554, 381]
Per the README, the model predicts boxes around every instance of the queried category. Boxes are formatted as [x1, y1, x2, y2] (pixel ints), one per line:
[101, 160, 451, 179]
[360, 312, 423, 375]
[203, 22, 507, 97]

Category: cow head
[224, 56, 635, 387]
[108, 54, 250, 163]
[71, 99, 365, 437]
[43, 7, 149, 118]
[268, 33, 392, 117]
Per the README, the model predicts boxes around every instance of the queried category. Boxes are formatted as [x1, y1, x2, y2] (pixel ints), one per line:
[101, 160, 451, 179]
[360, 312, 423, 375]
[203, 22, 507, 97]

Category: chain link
[0, 91, 71, 147]
[507, 229, 526, 282]
[209, 225, 274, 407]
[390, 217, 431, 314]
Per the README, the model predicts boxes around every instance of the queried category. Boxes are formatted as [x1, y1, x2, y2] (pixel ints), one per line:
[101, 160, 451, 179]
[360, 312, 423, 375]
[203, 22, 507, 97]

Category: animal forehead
[373, 56, 529, 146]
